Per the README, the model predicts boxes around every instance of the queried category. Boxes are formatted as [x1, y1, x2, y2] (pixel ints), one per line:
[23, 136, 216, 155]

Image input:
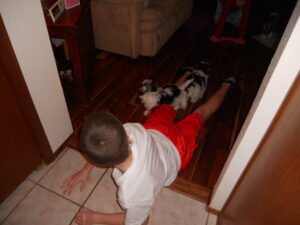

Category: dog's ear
[138, 81, 147, 95]
[148, 80, 158, 91]
[138, 86, 148, 95]
[198, 61, 211, 75]
[138, 79, 158, 95]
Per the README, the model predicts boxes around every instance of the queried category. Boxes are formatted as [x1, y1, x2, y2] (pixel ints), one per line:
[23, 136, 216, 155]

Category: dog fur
[139, 63, 209, 115]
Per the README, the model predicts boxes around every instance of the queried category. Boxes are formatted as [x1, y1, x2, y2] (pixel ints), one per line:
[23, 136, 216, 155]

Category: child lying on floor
[61, 72, 235, 225]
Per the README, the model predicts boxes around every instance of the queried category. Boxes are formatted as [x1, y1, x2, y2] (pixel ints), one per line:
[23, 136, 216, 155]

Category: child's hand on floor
[75, 208, 95, 225]
[61, 170, 89, 196]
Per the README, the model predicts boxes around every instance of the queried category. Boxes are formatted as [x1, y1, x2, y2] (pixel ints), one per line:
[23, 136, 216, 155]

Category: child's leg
[194, 80, 233, 121]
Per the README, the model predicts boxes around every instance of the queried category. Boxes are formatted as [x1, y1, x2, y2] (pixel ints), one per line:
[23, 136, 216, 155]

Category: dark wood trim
[169, 177, 211, 203]
[0, 15, 54, 164]
[206, 207, 220, 216]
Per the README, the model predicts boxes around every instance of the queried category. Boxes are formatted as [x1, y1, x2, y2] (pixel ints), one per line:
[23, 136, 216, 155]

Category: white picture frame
[48, 0, 66, 22]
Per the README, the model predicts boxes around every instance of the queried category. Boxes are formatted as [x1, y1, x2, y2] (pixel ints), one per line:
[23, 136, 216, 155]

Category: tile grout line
[205, 212, 209, 225]
[69, 207, 82, 225]
[0, 180, 37, 225]
[36, 183, 82, 207]
[34, 148, 69, 183]
[35, 166, 109, 225]
[28, 148, 82, 207]
[33, 183, 86, 225]
[82, 167, 109, 207]
[35, 148, 108, 225]
[26, 147, 69, 185]
[5, 147, 71, 224]
[1, 149, 105, 225]
[68, 167, 110, 225]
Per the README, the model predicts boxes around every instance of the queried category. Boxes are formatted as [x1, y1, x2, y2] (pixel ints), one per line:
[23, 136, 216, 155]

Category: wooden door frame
[0, 14, 54, 163]
[217, 73, 300, 224]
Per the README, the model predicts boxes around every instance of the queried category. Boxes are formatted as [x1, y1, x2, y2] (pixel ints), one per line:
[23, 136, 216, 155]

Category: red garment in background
[214, 0, 252, 38]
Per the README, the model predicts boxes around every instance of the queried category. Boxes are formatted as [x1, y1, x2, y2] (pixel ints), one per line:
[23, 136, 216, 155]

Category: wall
[209, 0, 300, 211]
[0, 0, 73, 152]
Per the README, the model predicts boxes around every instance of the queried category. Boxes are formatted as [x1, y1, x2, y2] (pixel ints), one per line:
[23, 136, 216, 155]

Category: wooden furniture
[44, 0, 96, 104]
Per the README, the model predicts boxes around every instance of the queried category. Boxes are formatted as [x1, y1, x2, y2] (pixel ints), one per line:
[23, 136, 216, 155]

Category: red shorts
[142, 104, 204, 170]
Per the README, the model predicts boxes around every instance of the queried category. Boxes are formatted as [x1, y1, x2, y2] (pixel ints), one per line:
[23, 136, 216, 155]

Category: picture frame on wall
[64, 0, 80, 9]
[48, 0, 66, 22]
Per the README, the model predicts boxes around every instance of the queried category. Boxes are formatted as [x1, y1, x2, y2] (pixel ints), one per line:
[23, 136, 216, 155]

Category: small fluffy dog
[139, 62, 210, 115]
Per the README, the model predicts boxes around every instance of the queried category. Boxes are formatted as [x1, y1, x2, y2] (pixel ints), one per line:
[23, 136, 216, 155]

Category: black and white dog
[139, 62, 210, 115]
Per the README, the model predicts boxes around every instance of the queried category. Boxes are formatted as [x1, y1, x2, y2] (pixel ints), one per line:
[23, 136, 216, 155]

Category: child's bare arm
[75, 208, 150, 225]
[61, 162, 94, 196]
[75, 208, 125, 225]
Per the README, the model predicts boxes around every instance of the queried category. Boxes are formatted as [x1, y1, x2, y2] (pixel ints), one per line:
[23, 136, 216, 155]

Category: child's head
[80, 111, 129, 166]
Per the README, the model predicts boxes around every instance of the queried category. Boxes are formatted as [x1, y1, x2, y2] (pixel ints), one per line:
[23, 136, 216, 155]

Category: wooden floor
[65, 21, 274, 202]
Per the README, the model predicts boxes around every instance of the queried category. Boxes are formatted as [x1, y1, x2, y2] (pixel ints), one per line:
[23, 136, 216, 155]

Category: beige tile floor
[0, 148, 211, 225]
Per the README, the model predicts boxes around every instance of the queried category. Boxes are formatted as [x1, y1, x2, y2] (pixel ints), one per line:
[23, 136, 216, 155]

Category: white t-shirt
[112, 123, 181, 225]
